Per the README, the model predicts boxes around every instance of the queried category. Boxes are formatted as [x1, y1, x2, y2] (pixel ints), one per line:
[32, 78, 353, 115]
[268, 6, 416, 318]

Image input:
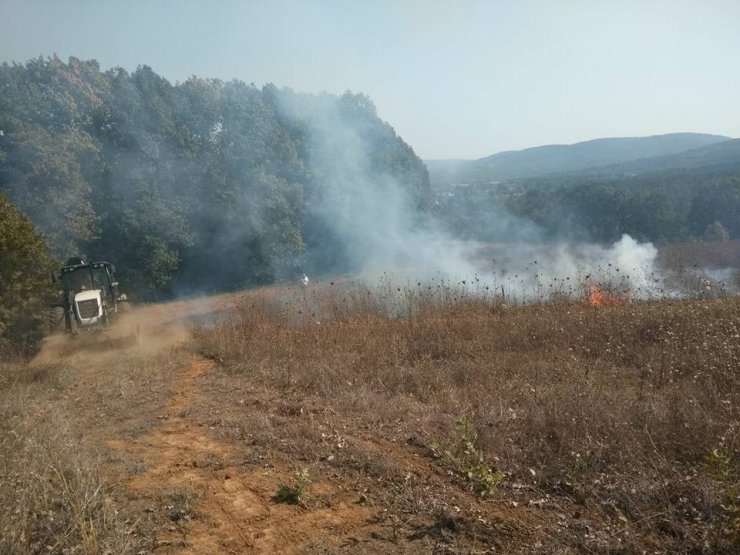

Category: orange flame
[587, 285, 625, 306]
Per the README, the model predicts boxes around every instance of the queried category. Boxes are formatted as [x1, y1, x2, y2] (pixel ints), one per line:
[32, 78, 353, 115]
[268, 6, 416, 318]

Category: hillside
[432, 134, 740, 245]
[0, 56, 430, 297]
[426, 132, 731, 186]
[2, 270, 739, 553]
[580, 137, 740, 176]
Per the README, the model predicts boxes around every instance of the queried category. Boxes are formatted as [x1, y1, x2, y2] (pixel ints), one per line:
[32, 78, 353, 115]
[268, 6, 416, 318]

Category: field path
[97, 295, 373, 554]
[33, 289, 532, 553]
[25, 281, 740, 554]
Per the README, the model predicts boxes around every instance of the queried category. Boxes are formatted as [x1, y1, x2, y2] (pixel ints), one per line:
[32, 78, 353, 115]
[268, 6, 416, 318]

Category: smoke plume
[275, 91, 665, 302]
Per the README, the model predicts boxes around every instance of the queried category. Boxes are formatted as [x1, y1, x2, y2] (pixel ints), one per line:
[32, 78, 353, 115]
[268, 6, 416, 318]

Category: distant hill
[582, 137, 740, 176]
[426, 133, 731, 186]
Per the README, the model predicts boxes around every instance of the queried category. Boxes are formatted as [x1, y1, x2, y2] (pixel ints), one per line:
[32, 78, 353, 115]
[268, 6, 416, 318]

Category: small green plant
[569, 451, 594, 474]
[705, 447, 740, 544]
[430, 415, 504, 498]
[273, 468, 311, 504]
[721, 486, 740, 546]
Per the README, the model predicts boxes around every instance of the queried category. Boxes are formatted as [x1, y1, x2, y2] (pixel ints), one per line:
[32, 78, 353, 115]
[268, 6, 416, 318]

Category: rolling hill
[583, 137, 740, 176]
[426, 132, 732, 186]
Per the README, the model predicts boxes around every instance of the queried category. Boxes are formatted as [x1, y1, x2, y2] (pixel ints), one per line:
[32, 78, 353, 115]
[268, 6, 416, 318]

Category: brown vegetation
[193, 284, 740, 553]
[658, 239, 740, 271]
[0, 357, 133, 554]
[1, 275, 739, 553]
[0, 323, 193, 554]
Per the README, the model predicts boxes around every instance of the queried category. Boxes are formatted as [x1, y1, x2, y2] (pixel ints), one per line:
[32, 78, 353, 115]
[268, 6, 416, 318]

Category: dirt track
[104, 353, 372, 554]
[20, 286, 740, 554]
[32, 294, 416, 554]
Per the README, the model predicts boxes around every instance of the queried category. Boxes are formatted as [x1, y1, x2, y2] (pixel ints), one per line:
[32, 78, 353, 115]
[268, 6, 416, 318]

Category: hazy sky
[1, 0, 738, 159]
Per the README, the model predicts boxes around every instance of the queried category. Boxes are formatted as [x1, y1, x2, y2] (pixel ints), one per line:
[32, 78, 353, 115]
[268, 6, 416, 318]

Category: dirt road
[33, 294, 439, 554]
[20, 286, 740, 554]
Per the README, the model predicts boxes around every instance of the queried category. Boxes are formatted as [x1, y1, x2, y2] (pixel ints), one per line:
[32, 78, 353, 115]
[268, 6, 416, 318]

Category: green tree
[1, 125, 99, 255]
[0, 194, 56, 356]
[1, 57, 433, 296]
[690, 179, 740, 239]
[704, 221, 730, 242]
[622, 189, 679, 241]
[557, 184, 626, 242]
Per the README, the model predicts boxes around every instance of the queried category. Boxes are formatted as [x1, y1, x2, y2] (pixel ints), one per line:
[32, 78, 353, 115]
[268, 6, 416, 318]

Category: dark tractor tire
[68, 311, 78, 336]
[48, 306, 65, 333]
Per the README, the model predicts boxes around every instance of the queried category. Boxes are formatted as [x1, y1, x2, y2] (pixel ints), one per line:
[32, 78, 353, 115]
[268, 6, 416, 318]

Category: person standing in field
[300, 274, 309, 288]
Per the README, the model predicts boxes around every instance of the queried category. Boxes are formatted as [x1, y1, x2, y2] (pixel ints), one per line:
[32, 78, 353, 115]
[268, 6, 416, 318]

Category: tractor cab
[60, 260, 119, 301]
[54, 258, 124, 334]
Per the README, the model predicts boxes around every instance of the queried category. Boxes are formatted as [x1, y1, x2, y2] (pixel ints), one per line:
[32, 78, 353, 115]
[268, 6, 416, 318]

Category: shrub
[0, 194, 56, 356]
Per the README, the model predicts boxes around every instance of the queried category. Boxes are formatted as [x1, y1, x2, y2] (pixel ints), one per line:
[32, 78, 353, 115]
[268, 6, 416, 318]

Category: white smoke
[276, 91, 667, 303]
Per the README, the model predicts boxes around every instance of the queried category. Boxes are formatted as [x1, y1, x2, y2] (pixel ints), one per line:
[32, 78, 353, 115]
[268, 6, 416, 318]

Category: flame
[587, 285, 625, 306]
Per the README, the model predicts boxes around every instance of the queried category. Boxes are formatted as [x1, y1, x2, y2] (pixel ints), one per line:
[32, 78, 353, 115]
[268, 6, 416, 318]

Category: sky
[1, 0, 739, 159]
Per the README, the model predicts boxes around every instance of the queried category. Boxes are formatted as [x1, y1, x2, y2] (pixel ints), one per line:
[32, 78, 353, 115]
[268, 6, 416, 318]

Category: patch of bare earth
[105, 353, 377, 554]
[5, 282, 739, 554]
[36, 295, 403, 554]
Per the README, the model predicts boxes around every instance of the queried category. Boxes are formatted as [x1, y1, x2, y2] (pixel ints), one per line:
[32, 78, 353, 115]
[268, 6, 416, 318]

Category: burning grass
[195, 284, 740, 552]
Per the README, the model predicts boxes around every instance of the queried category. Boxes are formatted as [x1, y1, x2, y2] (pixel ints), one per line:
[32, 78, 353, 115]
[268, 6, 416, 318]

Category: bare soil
[5, 281, 739, 554]
[20, 294, 454, 553]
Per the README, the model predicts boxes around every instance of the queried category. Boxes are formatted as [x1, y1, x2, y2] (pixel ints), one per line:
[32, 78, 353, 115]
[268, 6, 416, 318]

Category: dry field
[1, 275, 739, 553]
[657, 240, 740, 272]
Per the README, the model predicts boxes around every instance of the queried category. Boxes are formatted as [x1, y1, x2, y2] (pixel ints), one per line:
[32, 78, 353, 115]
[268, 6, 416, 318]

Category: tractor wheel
[68, 312, 78, 336]
[117, 300, 132, 313]
[48, 306, 65, 333]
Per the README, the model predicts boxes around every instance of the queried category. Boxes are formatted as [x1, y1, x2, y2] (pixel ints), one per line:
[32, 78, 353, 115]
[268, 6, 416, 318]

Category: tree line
[2, 56, 738, 354]
[438, 170, 740, 244]
[0, 56, 430, 300]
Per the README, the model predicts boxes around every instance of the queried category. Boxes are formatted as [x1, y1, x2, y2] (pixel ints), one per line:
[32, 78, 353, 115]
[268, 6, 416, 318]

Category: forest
[0, 56, 430, 298]
[2, 56, 739, 355]
[437, 169, 740, 244]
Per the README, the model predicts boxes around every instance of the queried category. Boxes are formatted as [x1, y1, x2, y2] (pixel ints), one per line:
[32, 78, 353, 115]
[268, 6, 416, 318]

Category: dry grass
[196, 284, 740, 552]
[658, 239, 740, 271]
[659, 240, 740, 296]
[0, 324, 193, 555]
[2, 244, 738, 553]
[0, 359, 133, 555]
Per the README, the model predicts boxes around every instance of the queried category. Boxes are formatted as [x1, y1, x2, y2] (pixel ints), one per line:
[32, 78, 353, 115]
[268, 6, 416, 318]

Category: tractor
[50, 257, 129, 335]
